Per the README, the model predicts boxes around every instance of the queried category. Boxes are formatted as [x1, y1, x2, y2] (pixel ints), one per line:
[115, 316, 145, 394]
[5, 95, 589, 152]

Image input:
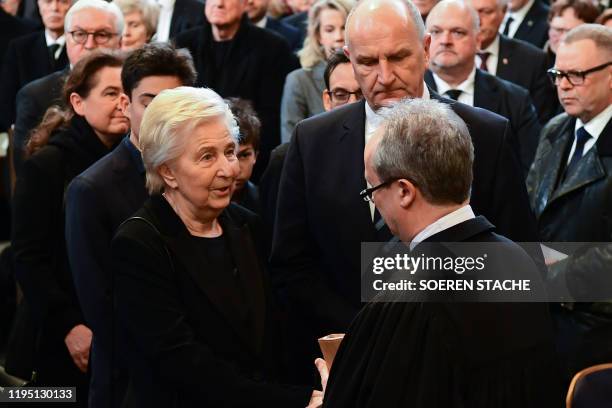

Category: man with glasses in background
[11, 0, 123, 176]
[527, 24, 612, 385]
[322, 50, 362, 111]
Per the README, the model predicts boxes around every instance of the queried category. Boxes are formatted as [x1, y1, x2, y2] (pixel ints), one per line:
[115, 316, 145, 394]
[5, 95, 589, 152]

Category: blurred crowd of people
[0, 0, 611, 406]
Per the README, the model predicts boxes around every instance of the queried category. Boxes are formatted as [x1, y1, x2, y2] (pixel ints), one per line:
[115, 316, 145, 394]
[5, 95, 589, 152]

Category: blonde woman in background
[113, 0, 160, 51]
[280, 0, 353, 142]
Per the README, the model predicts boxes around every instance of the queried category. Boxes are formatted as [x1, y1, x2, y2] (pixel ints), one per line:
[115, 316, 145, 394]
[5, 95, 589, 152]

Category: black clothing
[11, 115, 118, 404]
[65, 136, 147, 408]
[324, 218, 562, 408]
[168, 0, 205, 39]
[111, 195, 311, 407]
[265, 17, 302, 52]
[233, 180, 261, 215]
[512, 1, 550, 49]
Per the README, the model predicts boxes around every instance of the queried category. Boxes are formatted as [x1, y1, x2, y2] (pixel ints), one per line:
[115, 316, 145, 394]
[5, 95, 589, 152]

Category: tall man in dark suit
[246, 0, 302, 51]
[527, 24, 612, 383]
[468, 0, 556, 123]
[271, 0, 537, 380]
[175, 0, 298, 179]
[65, 43, 196, 408]
[424, 0, 541, 174]
[501, 0, 549, 48]
[12, 0, 123, 177]
[0, 0, 71, 133]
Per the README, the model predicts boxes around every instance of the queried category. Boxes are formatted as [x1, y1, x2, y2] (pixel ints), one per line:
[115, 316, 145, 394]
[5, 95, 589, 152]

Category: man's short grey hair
[373, 98, 474, 205]
[113, 0, 160, 38]
[562, 24, 612, 59]
[139, 87, 240, 194]
[345, 0, 425, 47]
[65, 0, 125, 35]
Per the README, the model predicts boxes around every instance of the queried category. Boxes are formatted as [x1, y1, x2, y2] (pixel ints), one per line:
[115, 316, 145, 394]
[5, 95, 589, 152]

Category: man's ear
[119, 93, 131, 119]
[70, 92, 85, 116]
[322, 89, 332, 111]
[158, 163, 177, 190]
[422, 33, 431, 68]
[397, 178, 417, 208]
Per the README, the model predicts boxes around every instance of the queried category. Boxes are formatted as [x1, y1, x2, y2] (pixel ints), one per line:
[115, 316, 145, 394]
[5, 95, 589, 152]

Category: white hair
[112, 0, 160, 38]
[139, 87, 240, 194]
[65, 0, 125, 35]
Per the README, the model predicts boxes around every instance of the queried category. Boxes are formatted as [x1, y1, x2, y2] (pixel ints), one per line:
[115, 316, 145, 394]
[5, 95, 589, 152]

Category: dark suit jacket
[65, 136, 147, 408]
[270, 96, 539, 338]
[527, 112, 612, 377]
[0, 31, 68, 131]
[13, 69, 68, 177]
[266, 17, 302, 52]
[174, 15, 299, 178]
[111, 195, 311, 407]
[259, 142, 289, 242]
[11, 115, 115, 391]
[281, 11, 307, 47]
[168, 0, 204, 39]
[0, 9, 37, 68]
[497, 34, 558, 124]
[513, 0, 550, 49]
[325, 216, 561, 408]
[425, 69, 542, 175]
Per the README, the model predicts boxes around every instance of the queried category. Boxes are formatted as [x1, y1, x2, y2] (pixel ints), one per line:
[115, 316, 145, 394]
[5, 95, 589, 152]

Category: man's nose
[377, 60, 395, 86]
[84, 34, 97, 49]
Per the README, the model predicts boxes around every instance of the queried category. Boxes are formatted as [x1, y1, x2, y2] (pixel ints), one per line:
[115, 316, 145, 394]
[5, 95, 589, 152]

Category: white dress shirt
[566, 104, 612, 165]
[501, 0, 535, 39]
[410, 205, 476, 250]
[255, 16, 268, 28]
[431, 68, 476, 107]
[156, 0, 176, 43]
[476, 34, 500, 75]
[45, 30, 66, 60]
[364, 84, 431, 218]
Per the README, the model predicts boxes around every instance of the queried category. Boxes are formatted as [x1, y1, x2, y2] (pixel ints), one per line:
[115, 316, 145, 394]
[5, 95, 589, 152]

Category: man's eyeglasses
[547, 61, 612, 86]
[360, 179, 396, 202]
[68, 30, 118, 45]
[327, 88, 363, 104]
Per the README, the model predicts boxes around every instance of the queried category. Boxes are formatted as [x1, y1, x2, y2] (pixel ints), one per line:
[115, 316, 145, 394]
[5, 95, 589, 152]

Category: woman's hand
[64, 324, 92, 373]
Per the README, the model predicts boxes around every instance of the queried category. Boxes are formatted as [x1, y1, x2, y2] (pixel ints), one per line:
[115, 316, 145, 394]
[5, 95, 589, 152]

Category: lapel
[424, 70, 437, 92]
[34, 32, 53, 73]
[149, 196, 261, 354]
[548, 117, 612, 206]
[496, 35, 513, 78]
[219, 209, 266, 354]
[516, 2, 538, 37]
[339, 101, 382, 242]
[473, 69, 500, 112]
[112, 139, 148, 211]
[169, 0, 186, 36]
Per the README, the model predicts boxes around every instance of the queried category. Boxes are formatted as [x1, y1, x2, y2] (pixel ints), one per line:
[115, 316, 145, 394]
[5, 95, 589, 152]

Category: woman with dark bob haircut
[11, 50, 129, 405]
[111, 86, 322, 407]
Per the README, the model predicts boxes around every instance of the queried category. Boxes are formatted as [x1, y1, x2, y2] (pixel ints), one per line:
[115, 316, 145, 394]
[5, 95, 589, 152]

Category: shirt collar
[45, 30, 66, 47]
[410, 205, 476, 250]
[157, 0, 176, 9]
[508, 0, 535, 22]
[255, 16, 267, 28]
[431, 67, 476, 97]
[482, 34, 500, 57]
[575, 103, 612, 140]
[123, 134, 146, 175]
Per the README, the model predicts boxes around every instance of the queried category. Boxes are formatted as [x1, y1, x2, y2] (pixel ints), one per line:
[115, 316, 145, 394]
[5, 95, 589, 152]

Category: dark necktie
[445, 89, 462, 100]
[48, 44, 60, 68]
[564, 127, 592, 179]
[502, 16, 514, 36]
[478, 52, 491, 72]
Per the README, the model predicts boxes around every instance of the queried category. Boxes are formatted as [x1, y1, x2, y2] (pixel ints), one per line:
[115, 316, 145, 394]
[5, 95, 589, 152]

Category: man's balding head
[344, 0, 430, 110]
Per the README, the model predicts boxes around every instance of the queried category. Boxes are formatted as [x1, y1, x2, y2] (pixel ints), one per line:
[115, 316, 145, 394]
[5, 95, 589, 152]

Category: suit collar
[473, 69, 500, 111]
[144, 195, 266, 354]
[422, 215, 495, 243]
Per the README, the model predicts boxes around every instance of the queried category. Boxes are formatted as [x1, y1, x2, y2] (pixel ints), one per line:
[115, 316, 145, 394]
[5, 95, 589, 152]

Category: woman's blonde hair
[139, 87, 239, 194]
[298, 0, 353, 69]
[113, 0, 160, 39]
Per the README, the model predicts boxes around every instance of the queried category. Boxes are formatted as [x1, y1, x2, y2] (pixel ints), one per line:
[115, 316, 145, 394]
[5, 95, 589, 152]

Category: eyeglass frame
[326, 88, 363, 103]
[68, 30, 119, 45]
[547, 61, 612, 87]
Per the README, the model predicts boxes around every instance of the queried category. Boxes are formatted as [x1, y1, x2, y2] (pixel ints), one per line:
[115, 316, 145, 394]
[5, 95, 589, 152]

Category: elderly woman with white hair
[111, 87, 318, 407]
[113, 0, 160, 50]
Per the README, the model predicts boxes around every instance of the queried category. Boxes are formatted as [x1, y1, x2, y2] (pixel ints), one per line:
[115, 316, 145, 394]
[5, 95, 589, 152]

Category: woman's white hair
[139, 87, 240, 194]
[112, 0, 160, 39]
[65, 0, 125, 35]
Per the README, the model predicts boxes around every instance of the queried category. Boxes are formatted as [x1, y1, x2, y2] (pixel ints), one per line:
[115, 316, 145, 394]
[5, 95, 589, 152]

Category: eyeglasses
[547, 61, 612, 86]
[327, 88, 363, 104]
[68, 30, 118, 45]
[360, 179, 396, 202]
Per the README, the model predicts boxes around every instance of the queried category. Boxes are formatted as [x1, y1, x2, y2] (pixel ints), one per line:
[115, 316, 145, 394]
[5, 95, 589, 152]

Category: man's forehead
[556, 40, 597, 69]
[69, 9, 115, 30]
